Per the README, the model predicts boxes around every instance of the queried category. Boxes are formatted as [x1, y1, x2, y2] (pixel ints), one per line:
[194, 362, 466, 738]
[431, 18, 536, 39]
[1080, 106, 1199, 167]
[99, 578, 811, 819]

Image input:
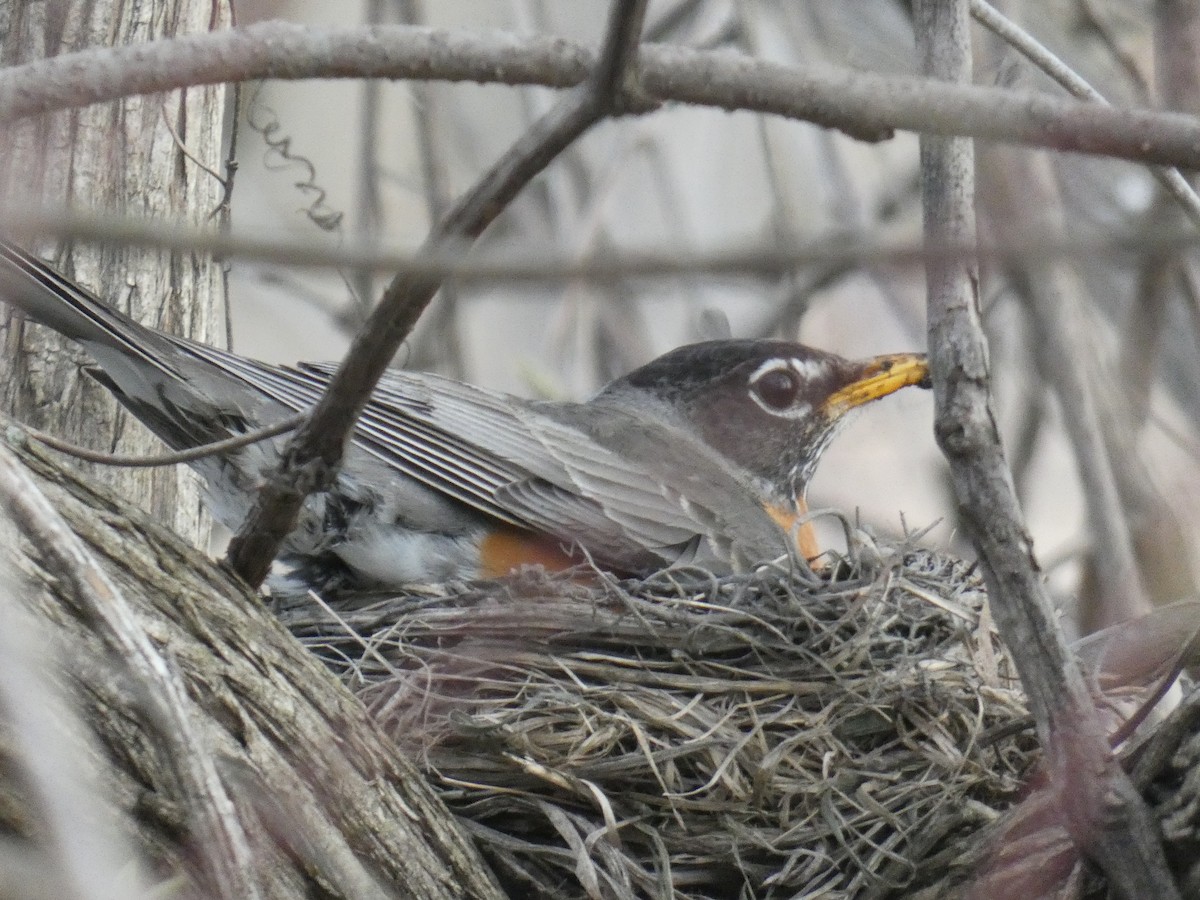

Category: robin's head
[600, 339, 930, 503]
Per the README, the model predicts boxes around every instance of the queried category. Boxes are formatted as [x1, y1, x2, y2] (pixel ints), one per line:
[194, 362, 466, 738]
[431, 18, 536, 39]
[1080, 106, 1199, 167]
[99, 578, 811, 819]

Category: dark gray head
[598, 339, 929, 503]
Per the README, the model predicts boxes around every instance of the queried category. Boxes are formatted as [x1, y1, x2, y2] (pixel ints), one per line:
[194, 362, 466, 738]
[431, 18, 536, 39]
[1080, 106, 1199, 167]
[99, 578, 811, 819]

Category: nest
[280, 544, 1038, 899]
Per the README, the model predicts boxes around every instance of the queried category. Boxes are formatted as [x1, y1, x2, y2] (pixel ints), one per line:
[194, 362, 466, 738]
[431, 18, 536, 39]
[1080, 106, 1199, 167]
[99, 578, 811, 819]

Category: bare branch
[970, 0, 1200, 227]
[5, 22, 1200, 168]
[224, 1, 652, 587]
[915, 1, 1179, 897]
[2, 432, 507, 898]
[594, 0, 651, 106]
[351, 0, 386, 324]
[399, 1, 466, 377]
[18, 413, 304, 468]
[12, 203, 1200, 285]
[1077, 0, 1154, 99]
[979, 149, 1149, 628]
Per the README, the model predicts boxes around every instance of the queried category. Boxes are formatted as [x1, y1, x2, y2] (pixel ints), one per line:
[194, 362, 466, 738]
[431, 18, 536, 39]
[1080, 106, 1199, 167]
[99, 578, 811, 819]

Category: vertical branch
[352, 0, 386, 324]
[399, 0, 467, 379]
[915, 1, 1179, 897]
[978, 147, 1149, 630]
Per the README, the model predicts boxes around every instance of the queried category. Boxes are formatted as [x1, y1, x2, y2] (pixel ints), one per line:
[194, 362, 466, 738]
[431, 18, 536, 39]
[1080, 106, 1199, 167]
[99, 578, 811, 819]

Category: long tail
[0, 241, 181, 381]
[0, 241, 276, 452]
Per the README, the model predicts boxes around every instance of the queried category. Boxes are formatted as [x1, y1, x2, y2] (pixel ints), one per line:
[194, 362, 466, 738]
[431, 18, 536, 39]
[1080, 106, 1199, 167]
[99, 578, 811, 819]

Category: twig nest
[283, 545, 1038, 898]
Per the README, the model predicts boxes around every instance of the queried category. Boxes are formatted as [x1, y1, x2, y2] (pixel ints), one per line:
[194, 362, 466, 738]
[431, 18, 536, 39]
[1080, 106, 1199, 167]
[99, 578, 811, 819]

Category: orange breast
[479, 501, 820, 579]
[477, 528, 578, 578]
[765, 496, 820, 561]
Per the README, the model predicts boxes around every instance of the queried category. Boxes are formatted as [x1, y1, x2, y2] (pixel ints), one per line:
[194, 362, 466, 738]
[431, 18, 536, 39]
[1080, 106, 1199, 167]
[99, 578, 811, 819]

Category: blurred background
[231, 0, 1200, 630]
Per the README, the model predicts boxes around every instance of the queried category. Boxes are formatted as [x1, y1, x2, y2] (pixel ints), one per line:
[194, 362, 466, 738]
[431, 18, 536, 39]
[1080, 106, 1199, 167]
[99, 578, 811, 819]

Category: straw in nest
[281, 542, 1037, 899]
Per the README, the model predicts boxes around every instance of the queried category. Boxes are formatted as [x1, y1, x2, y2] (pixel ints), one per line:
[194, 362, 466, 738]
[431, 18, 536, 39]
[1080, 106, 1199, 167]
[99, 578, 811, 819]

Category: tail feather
[0, 240, 179, 379]
[0, 239, 266, 450]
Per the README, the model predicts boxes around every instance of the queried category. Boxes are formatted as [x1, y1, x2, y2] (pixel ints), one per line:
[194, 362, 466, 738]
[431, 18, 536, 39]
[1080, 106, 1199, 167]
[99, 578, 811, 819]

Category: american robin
[0, 242, 929, 589]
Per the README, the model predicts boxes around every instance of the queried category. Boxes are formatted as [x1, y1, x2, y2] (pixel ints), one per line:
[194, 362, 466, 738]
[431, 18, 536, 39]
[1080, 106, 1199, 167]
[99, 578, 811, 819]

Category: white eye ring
[747, 358, 820, 418]
[751, 366, 799, 410]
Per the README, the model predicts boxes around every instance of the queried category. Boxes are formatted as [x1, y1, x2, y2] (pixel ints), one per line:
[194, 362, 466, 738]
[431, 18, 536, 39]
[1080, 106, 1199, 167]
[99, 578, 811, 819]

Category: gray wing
[175, 348, 786, 571]
[0, 237, 783, 571]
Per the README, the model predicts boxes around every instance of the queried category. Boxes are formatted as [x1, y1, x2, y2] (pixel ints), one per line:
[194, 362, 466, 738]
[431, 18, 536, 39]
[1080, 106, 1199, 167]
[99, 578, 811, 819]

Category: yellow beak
[821, 353, 930, 418]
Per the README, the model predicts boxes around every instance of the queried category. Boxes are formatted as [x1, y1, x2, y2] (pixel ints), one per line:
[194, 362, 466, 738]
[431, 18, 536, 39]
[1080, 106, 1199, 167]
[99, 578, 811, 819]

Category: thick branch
[3, 22, 1200, 168]
[0, 441, 260, 899]
[0, 433, 505, 900]
[915, 1, 1178, 897]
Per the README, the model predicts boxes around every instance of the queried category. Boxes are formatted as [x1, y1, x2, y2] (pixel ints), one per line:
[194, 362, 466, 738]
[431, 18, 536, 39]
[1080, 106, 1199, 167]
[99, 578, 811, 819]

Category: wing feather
[2, 240, 787, 571]
[170, 342, 784, 569]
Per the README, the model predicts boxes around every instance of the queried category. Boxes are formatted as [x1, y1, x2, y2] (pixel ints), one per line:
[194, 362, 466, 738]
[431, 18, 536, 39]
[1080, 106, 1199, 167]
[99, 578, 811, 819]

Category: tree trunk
[0, 4, 502, 894]
[0, 434, 504, 900]
[0, 0, 228, 546]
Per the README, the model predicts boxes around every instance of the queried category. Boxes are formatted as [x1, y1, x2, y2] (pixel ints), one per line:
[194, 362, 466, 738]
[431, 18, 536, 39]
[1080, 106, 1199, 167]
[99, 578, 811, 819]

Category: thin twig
[400, 0, 467, 378]
[916, 1, 1179, 897]
[969, 0, 1200, 227]
[224, 0, 653, 588]
[1076, 0, 1152, 100]
[13, 204, 1200, 284]
[18, 412, 304, 468]
[160, 100, 225, 185]
[351, 0, 386, 322]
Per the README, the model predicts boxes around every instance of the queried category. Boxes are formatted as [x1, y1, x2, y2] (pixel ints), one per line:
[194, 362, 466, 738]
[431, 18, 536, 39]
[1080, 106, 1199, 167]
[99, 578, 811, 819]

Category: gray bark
[0, 0, 228, 546]
[0, 433, 504, 900]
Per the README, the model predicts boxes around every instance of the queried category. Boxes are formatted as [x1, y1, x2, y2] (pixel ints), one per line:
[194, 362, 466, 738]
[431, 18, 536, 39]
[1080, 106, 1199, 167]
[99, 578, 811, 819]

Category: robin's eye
[752, 368, 800, 410]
